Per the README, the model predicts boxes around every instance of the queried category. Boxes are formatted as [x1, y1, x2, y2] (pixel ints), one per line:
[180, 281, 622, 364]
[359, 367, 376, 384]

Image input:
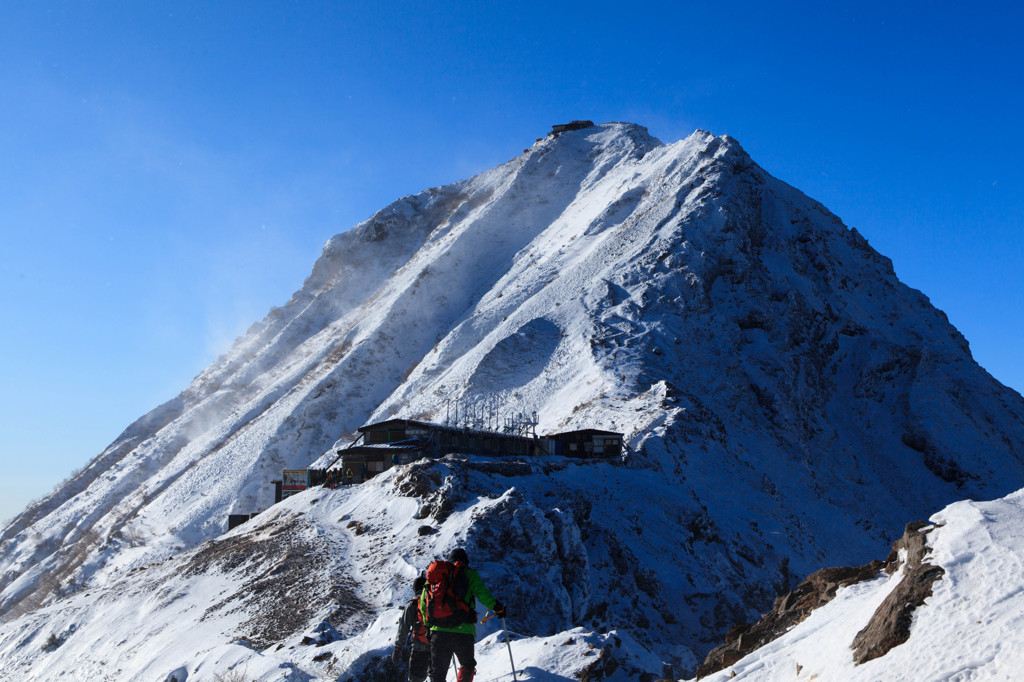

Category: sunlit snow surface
[692, 490, 1024, 682]
[4, 471, 1024, 680]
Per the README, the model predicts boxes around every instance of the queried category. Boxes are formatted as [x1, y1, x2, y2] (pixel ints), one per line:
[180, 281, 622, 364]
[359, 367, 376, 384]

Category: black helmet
[448, 547, 469, 564]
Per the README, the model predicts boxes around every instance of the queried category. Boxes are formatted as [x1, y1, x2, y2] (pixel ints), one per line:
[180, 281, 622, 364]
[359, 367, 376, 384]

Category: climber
[420, 547, 505, 682]
[393, 575, 431, 682]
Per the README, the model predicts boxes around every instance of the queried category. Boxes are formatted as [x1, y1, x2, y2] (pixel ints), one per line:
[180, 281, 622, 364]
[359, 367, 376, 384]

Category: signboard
[282, 469, 308, 498]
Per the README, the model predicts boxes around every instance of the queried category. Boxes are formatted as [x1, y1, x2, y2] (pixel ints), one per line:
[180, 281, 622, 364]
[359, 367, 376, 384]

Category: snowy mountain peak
[3, 122, 1024, 679]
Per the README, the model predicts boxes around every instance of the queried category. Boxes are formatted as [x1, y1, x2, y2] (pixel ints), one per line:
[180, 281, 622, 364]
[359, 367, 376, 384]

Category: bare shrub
[213, 667, 255, 682]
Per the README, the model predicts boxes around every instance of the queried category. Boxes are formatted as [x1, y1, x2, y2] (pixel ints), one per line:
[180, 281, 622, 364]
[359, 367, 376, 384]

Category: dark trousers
[429, 630, 476, 682]
[408, 647, 430, 682]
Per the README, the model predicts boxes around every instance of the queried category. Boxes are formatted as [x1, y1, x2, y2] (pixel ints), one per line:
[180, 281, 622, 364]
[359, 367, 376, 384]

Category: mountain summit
[3, 122, 1023, 678]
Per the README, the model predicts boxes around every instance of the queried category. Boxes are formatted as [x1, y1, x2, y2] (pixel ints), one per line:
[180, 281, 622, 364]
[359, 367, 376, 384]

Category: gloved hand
[493, 600, 506, 618]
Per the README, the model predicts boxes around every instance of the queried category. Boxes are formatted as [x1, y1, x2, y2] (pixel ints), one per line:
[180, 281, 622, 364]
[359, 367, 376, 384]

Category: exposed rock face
[576, 644, 620, 681]
[696, 521, 944, 677]
[851, 521, 944, 663]
[696, 560, 885, 678]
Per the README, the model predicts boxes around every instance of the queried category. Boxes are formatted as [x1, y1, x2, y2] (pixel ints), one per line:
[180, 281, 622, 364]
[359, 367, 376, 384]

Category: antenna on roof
[435, 393, 538, 436]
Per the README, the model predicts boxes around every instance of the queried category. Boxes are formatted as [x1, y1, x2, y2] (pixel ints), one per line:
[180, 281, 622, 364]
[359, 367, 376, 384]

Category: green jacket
[419, 565, 497, 636]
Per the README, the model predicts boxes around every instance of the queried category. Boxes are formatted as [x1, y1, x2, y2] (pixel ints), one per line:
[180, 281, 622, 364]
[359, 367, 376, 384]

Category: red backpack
[424, 560, 475, 627]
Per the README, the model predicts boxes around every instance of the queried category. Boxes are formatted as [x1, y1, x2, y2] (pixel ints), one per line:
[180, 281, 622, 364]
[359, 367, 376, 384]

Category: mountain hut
[329, 418, 552, 482]
[550, 120, 595, 135]
[547, 429, 623, 458]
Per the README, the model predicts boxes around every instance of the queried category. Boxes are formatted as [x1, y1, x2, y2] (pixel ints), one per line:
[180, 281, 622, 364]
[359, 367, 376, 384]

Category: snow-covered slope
[0, 458, 682, 681]
[2, 122, 1024, 678]
[691, 488, 1024, 682]
[4, 457, 1024, 681]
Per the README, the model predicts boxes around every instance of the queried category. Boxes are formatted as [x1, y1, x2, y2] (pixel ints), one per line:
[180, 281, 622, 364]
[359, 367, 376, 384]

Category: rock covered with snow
[695, 519, 945, 677]
[0, 458, 670, 680]
[691, 488, 1024, 681]
[2, 121, 1024, 678]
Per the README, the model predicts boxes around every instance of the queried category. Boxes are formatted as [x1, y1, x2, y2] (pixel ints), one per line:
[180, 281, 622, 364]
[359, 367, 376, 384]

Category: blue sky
[1, 1, 1021, 524]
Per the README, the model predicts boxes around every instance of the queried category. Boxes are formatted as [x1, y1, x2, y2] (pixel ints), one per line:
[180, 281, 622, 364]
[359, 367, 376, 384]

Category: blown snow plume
[2, 122, 1024, 678]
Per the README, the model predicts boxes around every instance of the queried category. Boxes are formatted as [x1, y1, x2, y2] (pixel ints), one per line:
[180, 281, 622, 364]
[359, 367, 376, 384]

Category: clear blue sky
[2, 1, 1021, 524]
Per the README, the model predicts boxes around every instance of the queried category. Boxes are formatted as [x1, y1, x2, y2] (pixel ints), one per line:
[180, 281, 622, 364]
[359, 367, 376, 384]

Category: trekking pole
[449, 656, 458, 682]
[501, 616, 518, 682]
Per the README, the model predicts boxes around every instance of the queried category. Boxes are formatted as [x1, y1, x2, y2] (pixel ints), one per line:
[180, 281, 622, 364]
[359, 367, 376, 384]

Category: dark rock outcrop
[576, 644, 619, 681]
[696, 521, 943, 678]
[851, 521, 944, 663]
[696, 559, 884, 677]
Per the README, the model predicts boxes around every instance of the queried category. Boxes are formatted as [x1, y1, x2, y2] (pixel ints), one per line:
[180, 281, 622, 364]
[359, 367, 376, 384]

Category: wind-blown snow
[2, 121, 1024, 679]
